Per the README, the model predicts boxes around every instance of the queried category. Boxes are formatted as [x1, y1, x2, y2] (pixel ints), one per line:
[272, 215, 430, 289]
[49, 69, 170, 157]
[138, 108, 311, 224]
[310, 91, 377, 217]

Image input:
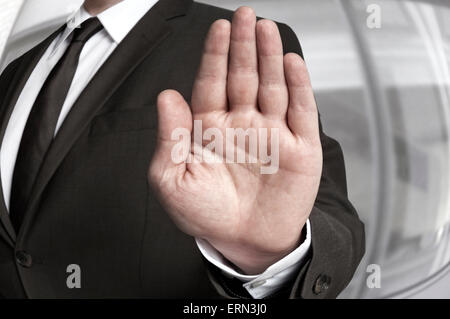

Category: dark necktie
[10, 18, 104, 230]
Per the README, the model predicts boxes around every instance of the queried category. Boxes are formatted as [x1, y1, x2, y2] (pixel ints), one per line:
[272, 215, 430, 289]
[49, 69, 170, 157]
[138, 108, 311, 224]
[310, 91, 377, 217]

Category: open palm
[149, 7, 322, 274]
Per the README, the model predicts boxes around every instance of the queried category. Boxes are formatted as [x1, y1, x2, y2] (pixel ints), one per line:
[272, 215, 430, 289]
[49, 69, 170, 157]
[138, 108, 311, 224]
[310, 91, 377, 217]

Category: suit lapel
[17, 0, 193, 240]
[0, 27, 64, 246]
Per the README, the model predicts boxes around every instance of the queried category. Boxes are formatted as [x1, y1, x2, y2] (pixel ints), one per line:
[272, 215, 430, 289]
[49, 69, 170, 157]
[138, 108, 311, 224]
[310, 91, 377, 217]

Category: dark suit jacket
[0, 0, 365, 299]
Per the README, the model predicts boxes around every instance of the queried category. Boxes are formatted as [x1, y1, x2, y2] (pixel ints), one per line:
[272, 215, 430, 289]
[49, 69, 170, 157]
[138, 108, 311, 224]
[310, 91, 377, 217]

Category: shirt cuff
[196, 219, 311, 299]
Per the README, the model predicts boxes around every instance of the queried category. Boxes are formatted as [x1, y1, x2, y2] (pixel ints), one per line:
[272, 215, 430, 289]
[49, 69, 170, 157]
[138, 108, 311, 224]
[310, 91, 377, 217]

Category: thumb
[149, 89, 192, 184]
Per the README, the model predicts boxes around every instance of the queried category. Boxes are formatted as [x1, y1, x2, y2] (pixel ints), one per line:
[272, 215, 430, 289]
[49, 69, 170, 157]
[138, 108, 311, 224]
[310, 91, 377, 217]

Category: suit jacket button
[313, 274, 331, 295]
[15, 251, 32, 268]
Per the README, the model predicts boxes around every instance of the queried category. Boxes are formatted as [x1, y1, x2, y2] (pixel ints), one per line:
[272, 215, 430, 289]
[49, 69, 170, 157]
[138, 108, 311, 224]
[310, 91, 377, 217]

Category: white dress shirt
[0, 0, 311, 299]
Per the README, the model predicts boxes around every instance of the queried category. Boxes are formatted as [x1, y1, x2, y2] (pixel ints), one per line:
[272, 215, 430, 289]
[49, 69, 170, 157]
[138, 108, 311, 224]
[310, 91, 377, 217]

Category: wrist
[207, 227, 306, 275]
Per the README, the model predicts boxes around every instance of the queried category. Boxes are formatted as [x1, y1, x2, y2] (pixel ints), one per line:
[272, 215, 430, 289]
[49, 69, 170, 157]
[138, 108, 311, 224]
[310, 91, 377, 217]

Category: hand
[148, 7, 322, 275]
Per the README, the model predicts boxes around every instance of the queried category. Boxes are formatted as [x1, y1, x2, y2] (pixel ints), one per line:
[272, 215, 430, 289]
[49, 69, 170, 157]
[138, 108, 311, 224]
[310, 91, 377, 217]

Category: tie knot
[72, 17, 104, 43]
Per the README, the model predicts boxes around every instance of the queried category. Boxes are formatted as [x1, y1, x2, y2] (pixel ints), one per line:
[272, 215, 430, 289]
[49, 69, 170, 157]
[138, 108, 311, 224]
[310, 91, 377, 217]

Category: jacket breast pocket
[89, 107, 157, 136]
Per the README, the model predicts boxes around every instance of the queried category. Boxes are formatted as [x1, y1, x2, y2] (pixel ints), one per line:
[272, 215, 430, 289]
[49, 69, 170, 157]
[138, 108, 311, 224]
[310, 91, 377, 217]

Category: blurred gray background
[1, 0, 449, 298]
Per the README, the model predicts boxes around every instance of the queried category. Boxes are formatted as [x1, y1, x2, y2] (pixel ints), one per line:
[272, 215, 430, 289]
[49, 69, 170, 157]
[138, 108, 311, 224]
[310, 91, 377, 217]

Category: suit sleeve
[205, 23, 365, 299]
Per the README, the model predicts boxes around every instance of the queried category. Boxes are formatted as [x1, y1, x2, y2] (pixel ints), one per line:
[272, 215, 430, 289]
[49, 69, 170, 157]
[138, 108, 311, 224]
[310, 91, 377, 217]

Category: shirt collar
[52, 0, 158, 55]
